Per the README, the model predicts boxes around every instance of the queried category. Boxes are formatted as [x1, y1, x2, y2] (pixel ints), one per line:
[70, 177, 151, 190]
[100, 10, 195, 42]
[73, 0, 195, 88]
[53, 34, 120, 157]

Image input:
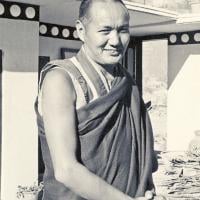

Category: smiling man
[35, 0, 158, 200]
[78, 0, 130, 66]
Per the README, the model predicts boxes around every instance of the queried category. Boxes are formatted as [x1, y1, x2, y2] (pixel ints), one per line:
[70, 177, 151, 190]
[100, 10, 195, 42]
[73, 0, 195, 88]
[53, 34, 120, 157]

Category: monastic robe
[35, 49, 158, 200]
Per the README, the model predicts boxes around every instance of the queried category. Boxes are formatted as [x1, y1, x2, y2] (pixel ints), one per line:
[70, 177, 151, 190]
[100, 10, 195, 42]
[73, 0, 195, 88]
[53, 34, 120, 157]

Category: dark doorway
[38, 56, 50, 82]
[38, 56, 50, 179]
[0, 49, 2, 194]
[122, 39, 143, 94]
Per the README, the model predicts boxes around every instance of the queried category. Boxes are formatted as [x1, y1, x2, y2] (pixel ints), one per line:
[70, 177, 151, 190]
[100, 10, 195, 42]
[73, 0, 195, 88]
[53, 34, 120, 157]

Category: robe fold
[35, 54, 158, 200]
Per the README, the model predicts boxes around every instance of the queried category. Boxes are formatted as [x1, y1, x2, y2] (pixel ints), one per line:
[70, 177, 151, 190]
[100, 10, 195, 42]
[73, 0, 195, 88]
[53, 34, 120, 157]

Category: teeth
[111, 50, 119, 54]
[108, 50, 118, 53]
[104, 49, 121, 54]
[105, 49, 118, 51]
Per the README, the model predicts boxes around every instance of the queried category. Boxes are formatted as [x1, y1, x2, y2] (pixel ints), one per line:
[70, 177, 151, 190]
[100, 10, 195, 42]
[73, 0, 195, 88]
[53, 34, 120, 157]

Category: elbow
[55, 166, 73, 187]
[54, 163, 80, 189]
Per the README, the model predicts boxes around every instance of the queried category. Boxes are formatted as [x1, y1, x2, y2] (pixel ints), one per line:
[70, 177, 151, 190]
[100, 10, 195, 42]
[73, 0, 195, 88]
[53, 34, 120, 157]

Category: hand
[145, 190, 167, 200]
[134, 196, 166, 200]
[145, 190, 154, 199]
[153, 195, 167, 200]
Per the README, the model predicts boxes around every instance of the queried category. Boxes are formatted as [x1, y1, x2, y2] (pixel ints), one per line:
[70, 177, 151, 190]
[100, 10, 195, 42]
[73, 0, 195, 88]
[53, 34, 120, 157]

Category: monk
[35, 0, 159, 199]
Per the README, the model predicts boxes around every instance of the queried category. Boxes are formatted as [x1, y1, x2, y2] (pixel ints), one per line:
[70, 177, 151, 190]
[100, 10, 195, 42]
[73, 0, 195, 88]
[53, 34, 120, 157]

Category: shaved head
[76, 0, 130, 66]
[79, 0, 129, 25]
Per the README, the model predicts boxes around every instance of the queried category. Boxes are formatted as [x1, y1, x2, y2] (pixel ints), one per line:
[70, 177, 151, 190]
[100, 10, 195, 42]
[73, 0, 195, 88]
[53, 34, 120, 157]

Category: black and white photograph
[0, 0, 200, 200]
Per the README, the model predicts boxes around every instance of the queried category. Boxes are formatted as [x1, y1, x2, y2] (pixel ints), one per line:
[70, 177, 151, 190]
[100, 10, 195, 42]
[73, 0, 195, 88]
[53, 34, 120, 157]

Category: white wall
[40, 2, 80, 26]
[168, 44, 200, 88]
[167, 44, 200, 151]
[0, 18, 39, 200]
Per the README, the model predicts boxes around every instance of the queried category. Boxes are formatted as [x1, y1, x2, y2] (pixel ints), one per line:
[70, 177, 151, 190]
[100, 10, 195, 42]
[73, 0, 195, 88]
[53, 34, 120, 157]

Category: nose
[109, 30, 121, 47]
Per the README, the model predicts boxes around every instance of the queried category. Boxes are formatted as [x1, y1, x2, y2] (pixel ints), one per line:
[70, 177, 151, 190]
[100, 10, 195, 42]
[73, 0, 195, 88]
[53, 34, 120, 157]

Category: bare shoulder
[42, 68, 76, 105]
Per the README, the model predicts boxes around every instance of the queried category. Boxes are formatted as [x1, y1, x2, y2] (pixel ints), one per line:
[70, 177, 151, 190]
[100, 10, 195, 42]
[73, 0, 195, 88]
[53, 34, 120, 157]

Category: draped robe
[35, 50, 158, 200]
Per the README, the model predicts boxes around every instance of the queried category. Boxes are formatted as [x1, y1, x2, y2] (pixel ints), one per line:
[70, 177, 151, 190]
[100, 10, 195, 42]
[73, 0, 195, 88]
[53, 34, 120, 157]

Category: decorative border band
[136, 30, 200, 45]
[39, 22, 79, 41]
[168, 30, 200, 45]
[0, 1, 39, 21]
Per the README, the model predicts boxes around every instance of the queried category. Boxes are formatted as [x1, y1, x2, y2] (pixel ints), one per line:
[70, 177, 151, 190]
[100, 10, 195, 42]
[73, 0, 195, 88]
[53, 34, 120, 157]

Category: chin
[97, 55, 122, 65]
[107, 57, 121, 64]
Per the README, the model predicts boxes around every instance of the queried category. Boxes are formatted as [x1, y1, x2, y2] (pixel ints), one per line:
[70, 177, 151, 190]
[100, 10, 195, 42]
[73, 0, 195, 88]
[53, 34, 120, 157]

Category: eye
[119, 28, 129, 33]
[98, 29, 111, 35]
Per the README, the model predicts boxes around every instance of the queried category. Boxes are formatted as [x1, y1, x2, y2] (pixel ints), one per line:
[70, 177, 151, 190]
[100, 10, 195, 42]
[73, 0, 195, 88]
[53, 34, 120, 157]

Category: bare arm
[42, 69, 146, 200]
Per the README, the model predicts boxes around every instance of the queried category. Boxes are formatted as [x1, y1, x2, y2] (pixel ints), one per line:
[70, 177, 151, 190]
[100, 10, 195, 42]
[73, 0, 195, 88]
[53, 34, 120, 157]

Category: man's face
[82, 1, 130, 66]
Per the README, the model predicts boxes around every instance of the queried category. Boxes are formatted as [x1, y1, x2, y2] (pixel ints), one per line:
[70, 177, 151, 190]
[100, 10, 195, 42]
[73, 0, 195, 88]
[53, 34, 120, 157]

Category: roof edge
[123, 0, 178, 18]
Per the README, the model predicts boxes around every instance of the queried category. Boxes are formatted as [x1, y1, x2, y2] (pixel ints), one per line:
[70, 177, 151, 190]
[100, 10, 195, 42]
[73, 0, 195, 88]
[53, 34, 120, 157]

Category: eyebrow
[99, 26, 112, 29]
[99, 24, 129, 29]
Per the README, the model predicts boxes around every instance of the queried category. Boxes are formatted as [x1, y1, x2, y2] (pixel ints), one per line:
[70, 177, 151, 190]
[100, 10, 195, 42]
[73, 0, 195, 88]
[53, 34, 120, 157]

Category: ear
[75, 20, 85, 42]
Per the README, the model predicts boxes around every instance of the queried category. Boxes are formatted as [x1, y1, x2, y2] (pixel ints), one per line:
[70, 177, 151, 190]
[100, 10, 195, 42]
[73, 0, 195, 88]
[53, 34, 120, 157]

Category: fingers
[135, 197, 148, 200]
[145, 190, 154, 200]
[144, 190, 167, 200]
[135, 192, 167, 200]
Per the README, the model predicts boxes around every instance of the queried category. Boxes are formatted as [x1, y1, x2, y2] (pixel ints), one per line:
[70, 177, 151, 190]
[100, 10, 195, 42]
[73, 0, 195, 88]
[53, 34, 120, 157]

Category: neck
[101, 64, 116, 76]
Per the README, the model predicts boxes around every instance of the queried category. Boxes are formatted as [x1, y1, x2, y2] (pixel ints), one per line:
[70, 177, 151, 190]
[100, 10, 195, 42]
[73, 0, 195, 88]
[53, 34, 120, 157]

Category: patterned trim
[0, 1, 39, 21]
[135, 30, 200, 45]
[168, 30, 200, 45]
[39, 22, 79, 41]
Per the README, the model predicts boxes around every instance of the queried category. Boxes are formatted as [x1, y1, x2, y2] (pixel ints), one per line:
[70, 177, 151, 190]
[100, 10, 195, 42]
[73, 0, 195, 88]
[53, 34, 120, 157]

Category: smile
[104, 49, 122, 55]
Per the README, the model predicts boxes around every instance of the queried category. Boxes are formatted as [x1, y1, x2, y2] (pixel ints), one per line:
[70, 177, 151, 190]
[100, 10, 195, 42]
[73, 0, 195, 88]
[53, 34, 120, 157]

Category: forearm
[56, 162, 141, 200]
